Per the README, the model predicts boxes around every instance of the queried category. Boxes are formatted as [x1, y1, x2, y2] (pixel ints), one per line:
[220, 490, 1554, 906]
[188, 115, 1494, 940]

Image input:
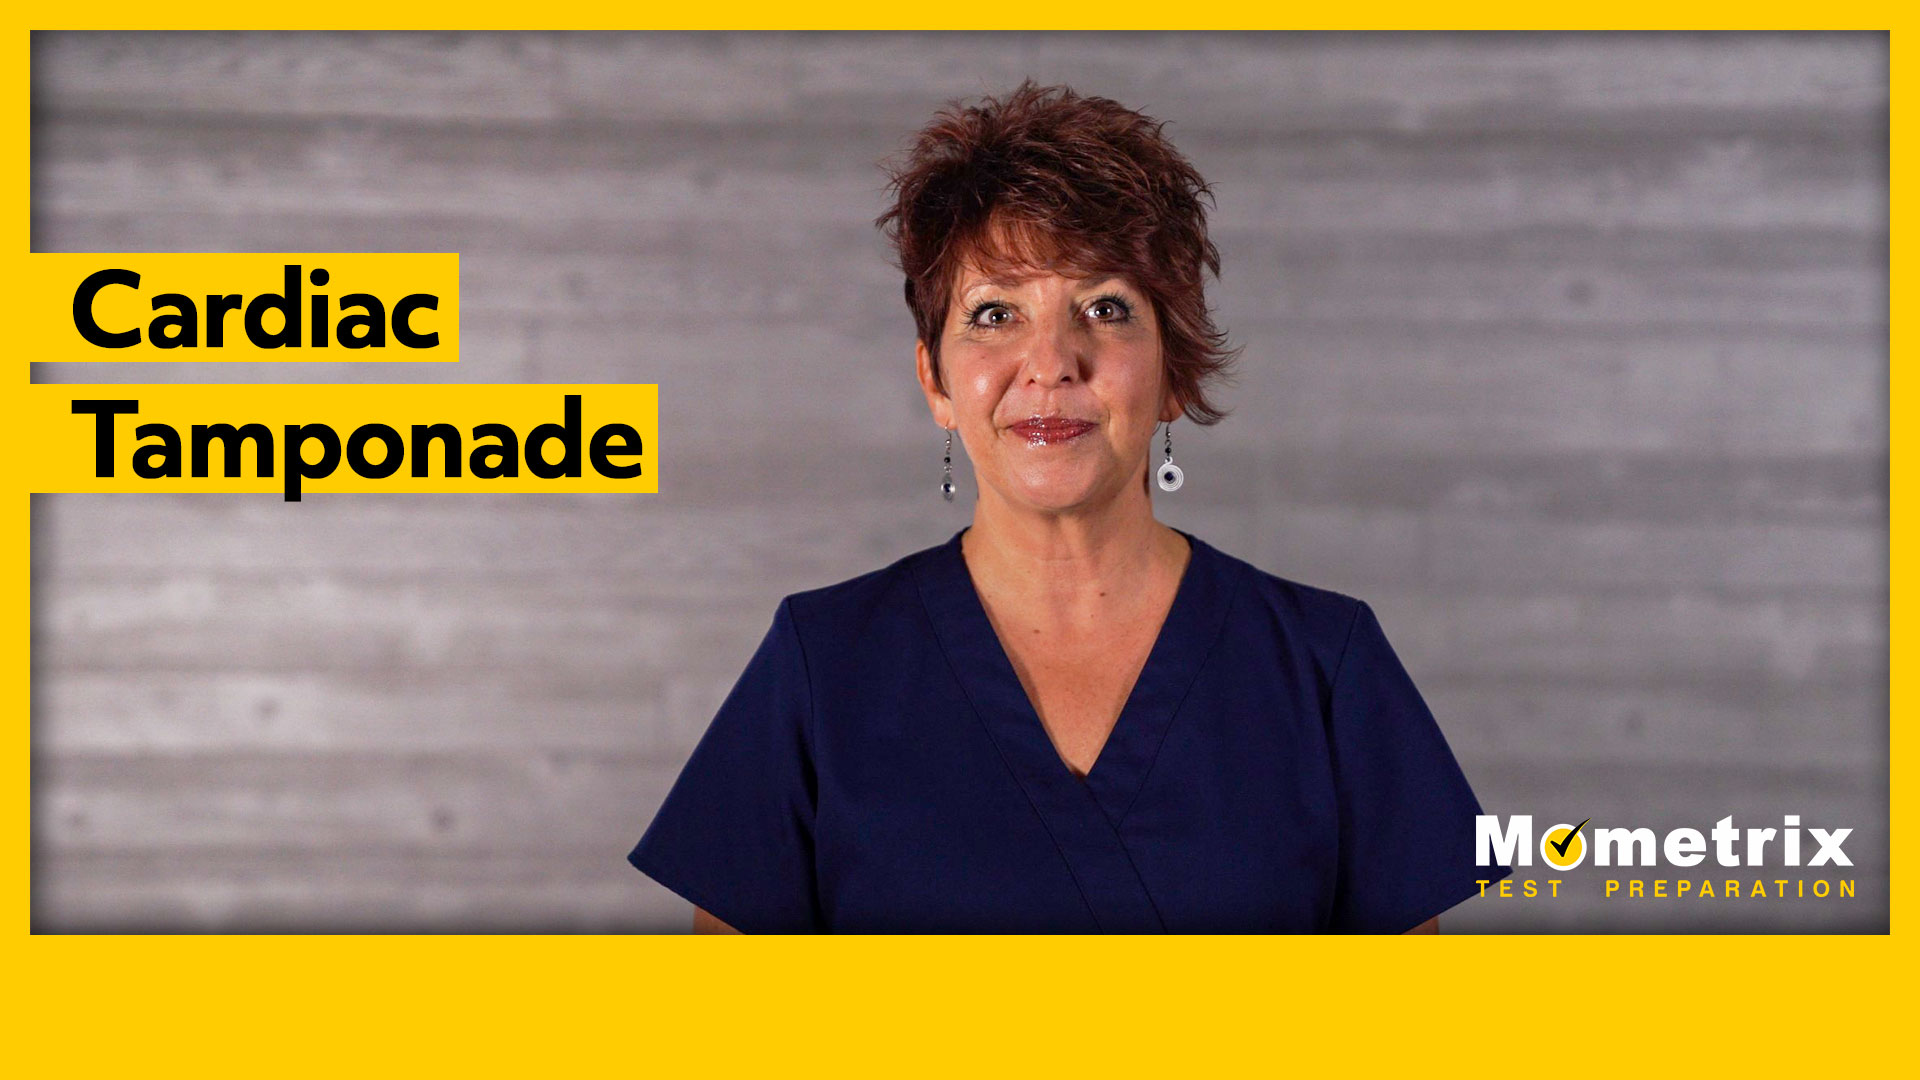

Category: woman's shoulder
[773, 533, 957, 640]
[1193, 534, 1370, 648]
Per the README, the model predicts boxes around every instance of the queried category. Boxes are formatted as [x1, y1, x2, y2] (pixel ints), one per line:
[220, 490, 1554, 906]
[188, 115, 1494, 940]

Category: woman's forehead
[951, 252, 1134, 291]
[951, 216, 1122, 285]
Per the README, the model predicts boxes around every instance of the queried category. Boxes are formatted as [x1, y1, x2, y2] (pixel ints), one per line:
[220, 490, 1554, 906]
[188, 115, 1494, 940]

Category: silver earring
[941, 429, 956, 502]
[1157, 422, 1184, 492]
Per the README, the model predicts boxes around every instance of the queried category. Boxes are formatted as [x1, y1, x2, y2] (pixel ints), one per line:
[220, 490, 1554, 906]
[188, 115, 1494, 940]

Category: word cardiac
[73, 265, 439, 350]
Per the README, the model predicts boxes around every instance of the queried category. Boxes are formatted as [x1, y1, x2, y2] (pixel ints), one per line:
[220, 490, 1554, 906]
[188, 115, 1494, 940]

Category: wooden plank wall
[30, 32, 1886, 932]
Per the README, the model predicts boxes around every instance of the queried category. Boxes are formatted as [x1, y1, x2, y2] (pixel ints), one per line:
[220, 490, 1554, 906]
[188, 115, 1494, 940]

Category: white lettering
[1476, 815, 1531, 866]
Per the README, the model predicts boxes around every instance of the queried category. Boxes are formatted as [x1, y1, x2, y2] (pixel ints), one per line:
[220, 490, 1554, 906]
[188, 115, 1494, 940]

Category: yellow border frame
[6, 12, 1902, 1073]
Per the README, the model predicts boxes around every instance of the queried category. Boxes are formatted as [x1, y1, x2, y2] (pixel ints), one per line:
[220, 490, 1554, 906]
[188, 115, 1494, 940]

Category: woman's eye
[1086, 297, 1131, 321]
[969, 304, 1013, 328]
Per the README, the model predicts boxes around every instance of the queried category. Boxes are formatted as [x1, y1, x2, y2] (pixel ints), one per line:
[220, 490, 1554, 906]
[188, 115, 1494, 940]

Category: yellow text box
[24, 384, 656, 498]
[24, 253, 459, 362]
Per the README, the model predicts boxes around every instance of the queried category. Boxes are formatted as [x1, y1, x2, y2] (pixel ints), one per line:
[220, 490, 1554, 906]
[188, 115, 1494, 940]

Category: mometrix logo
[1474, 814, 1858, 903]
[1478, 815, 1852, 868]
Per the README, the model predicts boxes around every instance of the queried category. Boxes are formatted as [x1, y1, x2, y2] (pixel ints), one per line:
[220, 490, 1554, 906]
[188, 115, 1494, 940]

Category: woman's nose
[1023, 324, 1083, 386]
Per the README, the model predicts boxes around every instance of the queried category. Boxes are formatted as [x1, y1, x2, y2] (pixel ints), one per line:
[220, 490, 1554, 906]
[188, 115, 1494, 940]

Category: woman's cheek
[961, 366, 1004, 418]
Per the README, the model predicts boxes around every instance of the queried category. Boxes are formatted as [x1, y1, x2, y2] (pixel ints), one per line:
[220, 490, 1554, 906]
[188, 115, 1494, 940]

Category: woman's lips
[1008, 417, 1097, 445]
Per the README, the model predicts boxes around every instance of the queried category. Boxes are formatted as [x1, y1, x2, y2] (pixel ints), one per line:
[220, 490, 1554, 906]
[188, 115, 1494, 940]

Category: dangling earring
[940, 428, 956, 502]
[1157, 422, 1184, 492]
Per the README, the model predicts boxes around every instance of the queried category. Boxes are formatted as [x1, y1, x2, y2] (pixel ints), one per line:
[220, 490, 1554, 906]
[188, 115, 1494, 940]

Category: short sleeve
[1324, 600, 1510, 933]
[627, 598, 822, 933]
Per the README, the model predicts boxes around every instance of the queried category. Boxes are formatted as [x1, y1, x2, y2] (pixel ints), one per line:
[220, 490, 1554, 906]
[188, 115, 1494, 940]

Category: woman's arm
[694, 907, 742, 934]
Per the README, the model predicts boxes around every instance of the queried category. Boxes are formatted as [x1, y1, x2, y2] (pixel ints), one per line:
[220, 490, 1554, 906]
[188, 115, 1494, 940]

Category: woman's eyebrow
[961, 271, 1132, 294]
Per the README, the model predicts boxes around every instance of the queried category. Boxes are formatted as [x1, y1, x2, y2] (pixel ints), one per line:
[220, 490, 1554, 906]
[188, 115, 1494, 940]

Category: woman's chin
[997, 468, 1126, 514]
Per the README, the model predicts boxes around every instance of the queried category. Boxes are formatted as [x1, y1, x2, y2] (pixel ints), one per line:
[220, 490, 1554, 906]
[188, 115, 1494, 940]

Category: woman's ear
[916, 339, 954, 430]
[1159, 385, 1187, 425]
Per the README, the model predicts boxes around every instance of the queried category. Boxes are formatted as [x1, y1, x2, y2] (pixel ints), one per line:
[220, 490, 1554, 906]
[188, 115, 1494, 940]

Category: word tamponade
[70, 393, 644, 500]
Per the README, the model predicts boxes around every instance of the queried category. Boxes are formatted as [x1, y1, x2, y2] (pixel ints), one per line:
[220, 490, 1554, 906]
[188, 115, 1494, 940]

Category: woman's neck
[961, 481, 1187, 611]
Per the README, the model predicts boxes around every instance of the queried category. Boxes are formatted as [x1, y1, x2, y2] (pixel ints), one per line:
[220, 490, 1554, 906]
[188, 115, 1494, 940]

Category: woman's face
[917, 259, 1181, 515]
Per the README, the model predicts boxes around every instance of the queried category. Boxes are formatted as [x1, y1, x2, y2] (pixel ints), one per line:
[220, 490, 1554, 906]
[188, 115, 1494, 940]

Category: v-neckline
[913, 526, 1234, 829]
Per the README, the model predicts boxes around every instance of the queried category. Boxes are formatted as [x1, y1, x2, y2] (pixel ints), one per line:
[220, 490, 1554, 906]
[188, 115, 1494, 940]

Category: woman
[628, 82, 1509, 933]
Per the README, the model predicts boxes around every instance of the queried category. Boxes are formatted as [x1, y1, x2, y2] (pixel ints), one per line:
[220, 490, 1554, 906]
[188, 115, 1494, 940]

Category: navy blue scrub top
[629, 529, 1509, 933]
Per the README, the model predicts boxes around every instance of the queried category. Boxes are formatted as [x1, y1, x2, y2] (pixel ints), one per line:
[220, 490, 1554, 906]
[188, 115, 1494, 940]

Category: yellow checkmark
[1542, 821, 1588, 869]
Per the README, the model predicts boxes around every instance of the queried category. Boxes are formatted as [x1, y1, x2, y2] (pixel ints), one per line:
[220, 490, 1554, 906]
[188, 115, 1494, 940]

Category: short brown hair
[875, 80, 1237, 425]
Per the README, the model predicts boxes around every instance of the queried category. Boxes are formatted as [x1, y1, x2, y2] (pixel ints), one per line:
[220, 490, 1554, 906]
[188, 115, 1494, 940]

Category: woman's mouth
[1009, 417, 1097, 445]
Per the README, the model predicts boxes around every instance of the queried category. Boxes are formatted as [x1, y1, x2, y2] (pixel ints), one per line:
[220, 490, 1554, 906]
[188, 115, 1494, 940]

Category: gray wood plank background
[29, 31, 1887, 932]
